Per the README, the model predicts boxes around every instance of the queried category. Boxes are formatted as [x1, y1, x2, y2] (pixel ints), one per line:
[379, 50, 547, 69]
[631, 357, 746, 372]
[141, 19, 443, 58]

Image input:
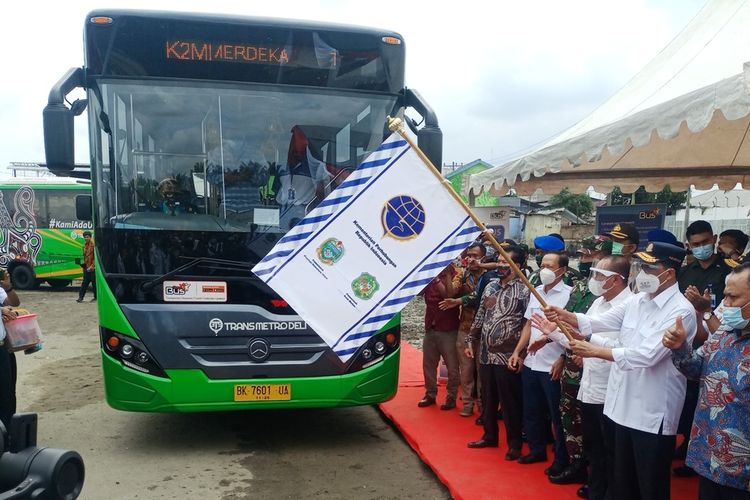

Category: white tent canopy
[468, 0, 750, 196]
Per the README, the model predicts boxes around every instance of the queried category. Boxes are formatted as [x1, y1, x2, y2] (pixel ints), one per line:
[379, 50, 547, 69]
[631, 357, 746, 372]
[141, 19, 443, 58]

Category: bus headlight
[120, 344, 134, 359]
[374, 341, 386, 355]
[101, 329, 168, 378]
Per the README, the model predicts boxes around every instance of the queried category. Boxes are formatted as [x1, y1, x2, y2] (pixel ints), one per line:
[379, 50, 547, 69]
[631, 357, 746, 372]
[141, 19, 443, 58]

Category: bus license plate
[234, 384, 291, 401]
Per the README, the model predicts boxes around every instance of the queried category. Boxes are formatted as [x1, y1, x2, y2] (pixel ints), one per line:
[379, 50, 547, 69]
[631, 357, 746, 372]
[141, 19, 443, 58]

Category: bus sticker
[163, 280, 227, 302]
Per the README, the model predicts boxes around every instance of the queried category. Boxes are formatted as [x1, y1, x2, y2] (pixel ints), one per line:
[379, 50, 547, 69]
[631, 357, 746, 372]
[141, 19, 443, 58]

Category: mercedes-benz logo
[248, 338, 271, 362]
[209, 318, 223, 335]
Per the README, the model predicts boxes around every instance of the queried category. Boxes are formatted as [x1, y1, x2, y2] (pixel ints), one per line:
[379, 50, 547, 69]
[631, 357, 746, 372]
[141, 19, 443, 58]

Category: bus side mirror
[43, 104, 75, 171]
[76, 195, 93, 221]
[417, 126, 443, 172]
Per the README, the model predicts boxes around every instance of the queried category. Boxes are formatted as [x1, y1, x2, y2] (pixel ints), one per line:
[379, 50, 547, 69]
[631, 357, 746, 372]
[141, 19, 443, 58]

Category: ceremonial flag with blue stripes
[252, 132, 481, 362]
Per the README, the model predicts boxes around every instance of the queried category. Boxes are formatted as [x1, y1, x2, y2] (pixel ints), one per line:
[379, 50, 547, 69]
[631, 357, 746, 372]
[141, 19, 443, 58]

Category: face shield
[630, 260, 669, 294]
[587, 266, 623, 296]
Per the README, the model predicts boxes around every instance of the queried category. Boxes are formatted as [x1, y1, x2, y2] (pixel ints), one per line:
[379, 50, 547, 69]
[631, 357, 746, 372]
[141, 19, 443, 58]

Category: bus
[42, 10, 443, 412]
[0, 177, 92, 290]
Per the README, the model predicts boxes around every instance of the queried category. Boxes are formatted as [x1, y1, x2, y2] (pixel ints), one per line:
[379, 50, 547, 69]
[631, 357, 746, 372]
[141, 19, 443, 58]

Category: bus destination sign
[166, 40, 291, 65]
[165, 38, 340, 68]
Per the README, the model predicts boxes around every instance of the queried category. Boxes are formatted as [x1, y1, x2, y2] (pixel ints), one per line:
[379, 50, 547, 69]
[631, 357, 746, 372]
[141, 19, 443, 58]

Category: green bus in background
[42, 10, 443, 412]
[0, 178, 92, 289]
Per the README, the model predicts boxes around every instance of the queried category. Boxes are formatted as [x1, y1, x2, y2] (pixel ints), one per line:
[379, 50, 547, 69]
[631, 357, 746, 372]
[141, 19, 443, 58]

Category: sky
[0, 0, 706, 173]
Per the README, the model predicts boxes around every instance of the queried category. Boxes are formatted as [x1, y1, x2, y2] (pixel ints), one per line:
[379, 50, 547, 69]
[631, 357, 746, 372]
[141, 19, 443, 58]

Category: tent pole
[682, 187, 692, 238]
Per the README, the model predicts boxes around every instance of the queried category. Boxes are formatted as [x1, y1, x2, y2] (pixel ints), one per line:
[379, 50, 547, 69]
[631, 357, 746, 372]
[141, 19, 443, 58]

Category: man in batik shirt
[664, 262, 750, 499]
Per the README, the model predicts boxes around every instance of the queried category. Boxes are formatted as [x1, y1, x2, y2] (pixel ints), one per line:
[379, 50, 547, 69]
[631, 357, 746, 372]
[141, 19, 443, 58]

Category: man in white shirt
[508, 252, 572, 473]
[546, 242, 697, 500]
[532, 255, 633, 500]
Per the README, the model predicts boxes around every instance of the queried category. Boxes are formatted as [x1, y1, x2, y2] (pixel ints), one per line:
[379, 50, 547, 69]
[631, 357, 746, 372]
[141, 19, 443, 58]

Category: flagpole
[387, 117, 575, 341]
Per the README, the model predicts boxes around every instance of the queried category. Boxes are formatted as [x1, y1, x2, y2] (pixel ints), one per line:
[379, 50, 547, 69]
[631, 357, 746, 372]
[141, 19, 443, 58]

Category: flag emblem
[351, 272, 380, 300]
[381, 195, 426, 240]
[317, 238, 345, 265]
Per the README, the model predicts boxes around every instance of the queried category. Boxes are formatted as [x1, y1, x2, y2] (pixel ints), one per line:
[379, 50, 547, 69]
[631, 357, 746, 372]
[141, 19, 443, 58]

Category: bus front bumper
[101, 348, 400, 412]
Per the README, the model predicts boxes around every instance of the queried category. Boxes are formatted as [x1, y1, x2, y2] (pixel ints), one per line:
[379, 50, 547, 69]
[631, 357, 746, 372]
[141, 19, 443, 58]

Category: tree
[608, 185, 686, 210]
[549, 187, 595, 222]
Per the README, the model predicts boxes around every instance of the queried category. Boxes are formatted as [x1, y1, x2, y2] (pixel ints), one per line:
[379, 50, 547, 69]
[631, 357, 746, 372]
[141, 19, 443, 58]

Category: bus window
[45, 190, 80, 226]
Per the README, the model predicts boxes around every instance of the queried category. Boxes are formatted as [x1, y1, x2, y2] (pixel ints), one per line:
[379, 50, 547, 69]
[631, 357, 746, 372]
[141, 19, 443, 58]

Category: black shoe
[76, 298, 83, 303]
[549, 461, 588, 484]
[475, 416, 484, 426]
[577, 485, 589, 498]
[417, 396, 436, 407]
[505, 448, 522, 461]
[440, 399, 456, 410]
[467, 438, 498, 449]
[518, 453, 547, 464]
[544, 462, 567, 476]
[673, 465, 697, 477]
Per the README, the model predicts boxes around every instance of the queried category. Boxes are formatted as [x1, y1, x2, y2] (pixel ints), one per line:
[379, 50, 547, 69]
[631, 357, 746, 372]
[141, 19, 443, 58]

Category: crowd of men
[419, 221, 750, 500]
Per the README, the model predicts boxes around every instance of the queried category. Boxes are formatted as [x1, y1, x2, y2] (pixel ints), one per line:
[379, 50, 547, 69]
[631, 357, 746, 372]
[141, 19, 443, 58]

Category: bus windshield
[90, 79, 398, 233]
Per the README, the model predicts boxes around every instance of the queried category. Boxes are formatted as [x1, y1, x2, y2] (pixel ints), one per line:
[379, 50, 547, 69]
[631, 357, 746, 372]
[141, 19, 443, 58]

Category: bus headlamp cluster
[354, 330, 400, 369]
[101, 329, 167, 378]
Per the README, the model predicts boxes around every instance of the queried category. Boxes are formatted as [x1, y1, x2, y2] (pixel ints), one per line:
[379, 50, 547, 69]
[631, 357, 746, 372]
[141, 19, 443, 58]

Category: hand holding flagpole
[387, 116, 575, 342]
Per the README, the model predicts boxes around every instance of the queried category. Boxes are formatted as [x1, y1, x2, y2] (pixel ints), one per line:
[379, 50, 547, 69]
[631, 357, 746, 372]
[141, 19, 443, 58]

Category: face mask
[636, 269, 666, 294]
[691, 244, 714, 261]
[535, 254, 543, 267]
[588, 277, 609, 297]
[539, 268, 559, 285]
[578, 262, 592, 275]
[611, 242, 624, 255]
[497, 266, 512, 279]
[720, 302, 750, 330]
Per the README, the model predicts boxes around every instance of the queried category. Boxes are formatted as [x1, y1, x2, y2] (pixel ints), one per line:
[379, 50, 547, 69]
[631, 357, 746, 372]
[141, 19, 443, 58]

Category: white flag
[252, 133, 481, 361]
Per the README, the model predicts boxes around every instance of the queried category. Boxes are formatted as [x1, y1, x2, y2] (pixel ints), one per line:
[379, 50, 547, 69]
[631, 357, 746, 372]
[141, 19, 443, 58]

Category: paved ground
[10, 287, 448, 499]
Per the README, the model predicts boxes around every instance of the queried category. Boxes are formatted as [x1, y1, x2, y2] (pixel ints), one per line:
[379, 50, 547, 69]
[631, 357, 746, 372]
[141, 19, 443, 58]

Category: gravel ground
[400, 297, 426, 349]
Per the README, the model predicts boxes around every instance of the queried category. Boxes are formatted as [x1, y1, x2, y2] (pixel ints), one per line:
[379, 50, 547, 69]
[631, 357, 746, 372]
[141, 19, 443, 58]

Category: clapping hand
[662, 315, 688, 350]
[684, 286, 711, 313]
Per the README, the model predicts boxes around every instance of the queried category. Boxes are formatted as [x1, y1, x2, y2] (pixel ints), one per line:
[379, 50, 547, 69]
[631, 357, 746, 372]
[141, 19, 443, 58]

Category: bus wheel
[47, 279, 72, 289]
[11, 265, 38, 290]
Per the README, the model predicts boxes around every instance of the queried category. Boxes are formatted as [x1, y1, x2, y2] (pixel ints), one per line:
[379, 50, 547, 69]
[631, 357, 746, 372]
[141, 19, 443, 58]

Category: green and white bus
[43, 10, 443, 411]
[0, 177, 92, 289]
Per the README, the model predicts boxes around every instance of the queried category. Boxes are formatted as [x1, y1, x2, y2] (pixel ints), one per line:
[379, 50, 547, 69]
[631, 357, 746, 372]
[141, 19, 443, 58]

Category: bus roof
[86, 9, 403, 39]
[0, 177, 91, 187]
[84, 9, 405, 93]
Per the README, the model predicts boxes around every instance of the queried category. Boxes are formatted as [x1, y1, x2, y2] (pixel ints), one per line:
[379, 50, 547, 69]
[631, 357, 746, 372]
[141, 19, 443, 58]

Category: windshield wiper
[141, 256, 252, 291]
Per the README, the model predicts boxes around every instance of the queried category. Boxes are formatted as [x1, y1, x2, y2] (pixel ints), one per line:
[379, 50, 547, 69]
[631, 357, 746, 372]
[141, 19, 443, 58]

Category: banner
[595, 204, 667, 250]
[252, 133, 481, 361]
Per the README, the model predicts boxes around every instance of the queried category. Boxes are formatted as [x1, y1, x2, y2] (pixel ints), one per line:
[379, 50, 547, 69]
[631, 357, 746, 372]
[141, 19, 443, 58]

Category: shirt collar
[541, 278, 570, 295]
[607, 287, 633, 307]
[651, 282, 680, 309]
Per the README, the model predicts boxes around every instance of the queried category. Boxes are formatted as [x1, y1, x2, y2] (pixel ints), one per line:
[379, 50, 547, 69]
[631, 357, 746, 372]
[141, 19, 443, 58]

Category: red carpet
[379, 342, 699, 500]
